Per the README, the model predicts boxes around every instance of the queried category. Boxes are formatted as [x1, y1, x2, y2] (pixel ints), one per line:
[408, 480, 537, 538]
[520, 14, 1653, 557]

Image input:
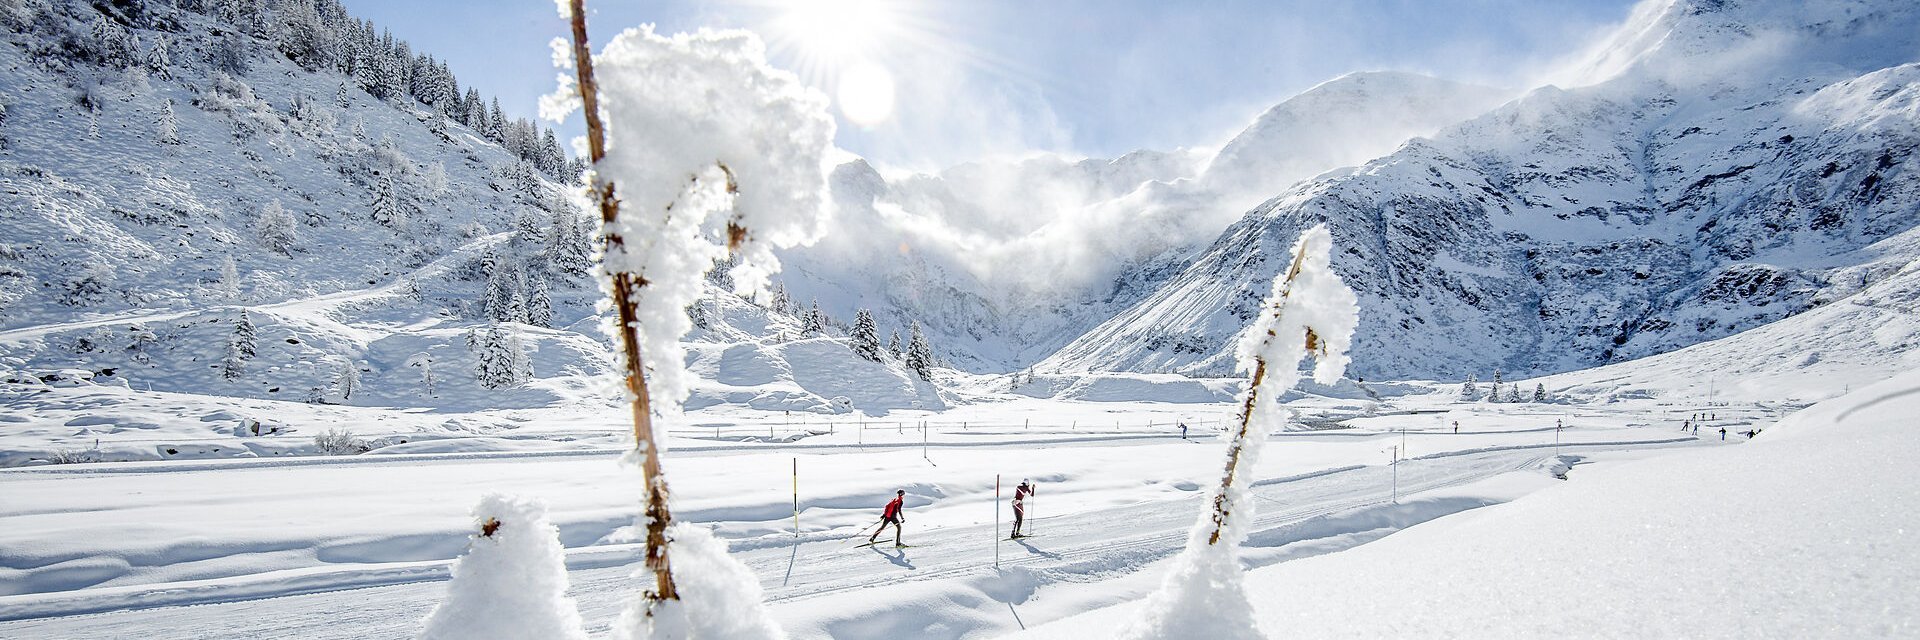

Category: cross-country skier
[1011, 480, 1034, 538]
[1179, 422, 1188, 439]
[869, 489, 907, 546]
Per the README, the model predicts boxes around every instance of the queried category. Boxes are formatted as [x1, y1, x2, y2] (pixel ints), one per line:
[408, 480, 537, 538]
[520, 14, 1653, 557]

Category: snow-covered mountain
[776, 72, 1508, 372]
[1044, 0, 1920, 380]
[0, 0, 622, 408]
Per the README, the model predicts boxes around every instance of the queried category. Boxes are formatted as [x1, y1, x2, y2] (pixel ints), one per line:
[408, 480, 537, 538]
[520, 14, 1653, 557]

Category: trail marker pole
[792, 457, 799, 536]
[1554, 419, 1563, 457]
[994, 474, 1001, 568]
[1391, 445, 1400, 504]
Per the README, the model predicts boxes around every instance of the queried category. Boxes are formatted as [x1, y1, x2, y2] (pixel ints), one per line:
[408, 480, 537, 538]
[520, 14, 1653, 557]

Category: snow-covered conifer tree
[526, 276, 553, 328]
[424, 161, 450, 197]
[472, 325, 531, 389]
[1534, 382, 1547, 403]
[484, 263, 526, 324]
[213, 31, 250, 75]
[1506, 384, 1522, 403]
[1460, 373, 1478, 401]
[850, 309, 881, 362]
[768, 282, 792, 315]
[546, 206, 594, 278]
[887, 330, 900, 359]
[222, 310, 256, 380]
[800, 299, 824, 337]
[419, 494, 588, 640]
[89, 17, 135, 68]
[486, 97, 506, 141]
[256, 200, 298, 256]
[463, 87, 486, 129]
[905, 322, 933, 380]
[143, 34, 171, 79]
[156, 98, 182, 145]
[1119, 224, 1357, 640]
[369, 171, 404, 229]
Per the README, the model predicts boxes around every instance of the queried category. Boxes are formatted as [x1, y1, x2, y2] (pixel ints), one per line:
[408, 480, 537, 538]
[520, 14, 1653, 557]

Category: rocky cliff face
[1043, 0, 1920, 380]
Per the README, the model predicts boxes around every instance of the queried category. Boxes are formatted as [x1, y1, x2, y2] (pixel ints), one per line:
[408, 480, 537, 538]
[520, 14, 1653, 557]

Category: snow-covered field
[1, 383, 1759, 638]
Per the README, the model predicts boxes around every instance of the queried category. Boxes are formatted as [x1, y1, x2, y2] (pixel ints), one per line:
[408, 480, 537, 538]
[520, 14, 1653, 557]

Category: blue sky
[339, 0, 1639, 172]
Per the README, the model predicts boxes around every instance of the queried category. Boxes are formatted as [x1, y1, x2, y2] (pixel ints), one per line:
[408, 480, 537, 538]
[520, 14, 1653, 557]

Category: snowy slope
[1536, 225, 1920, 404]
[775, 72, 1509, 372]
[0, 0, 612, 400]
[1044, 0, 1920, 380]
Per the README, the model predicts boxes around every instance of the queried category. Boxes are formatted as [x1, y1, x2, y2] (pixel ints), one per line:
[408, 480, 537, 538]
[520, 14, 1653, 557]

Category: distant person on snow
[869, 489, 907, 546]
[1453, 421, 1459, 434]
[1011, 480, 1034, 538]
[1719, 427, 1727, 440]
[1179, 422, 1188, 439]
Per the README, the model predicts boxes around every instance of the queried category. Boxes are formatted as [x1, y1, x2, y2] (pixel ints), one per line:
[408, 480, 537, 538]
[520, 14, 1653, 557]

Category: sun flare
[778, 0, 892, 62]
[761, 0, 915, 125]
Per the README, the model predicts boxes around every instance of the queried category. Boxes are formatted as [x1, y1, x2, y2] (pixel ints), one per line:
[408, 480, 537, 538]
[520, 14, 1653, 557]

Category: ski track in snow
[0, 438, 1706, 637]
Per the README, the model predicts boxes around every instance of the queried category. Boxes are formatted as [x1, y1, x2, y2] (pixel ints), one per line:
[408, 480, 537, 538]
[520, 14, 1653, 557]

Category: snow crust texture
[418, 493, 587, 640]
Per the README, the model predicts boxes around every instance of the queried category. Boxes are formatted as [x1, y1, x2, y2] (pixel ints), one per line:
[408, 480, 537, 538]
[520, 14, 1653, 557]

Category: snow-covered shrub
[419, 493, 587, 640]
[1119, 224, 1358, 640]
[60, 263, 115, 307]
[46, 447, 102, 465]
[610, 523, 785, 640]
[546, 17, 832, 638]
[313, 428, 370, 455]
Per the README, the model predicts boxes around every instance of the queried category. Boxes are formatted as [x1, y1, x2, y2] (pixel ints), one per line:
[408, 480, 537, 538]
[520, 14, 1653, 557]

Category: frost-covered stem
[1206, 359, 1265, 546]
[1204, 244, 1312, 546]
[569, 0, 678, 605]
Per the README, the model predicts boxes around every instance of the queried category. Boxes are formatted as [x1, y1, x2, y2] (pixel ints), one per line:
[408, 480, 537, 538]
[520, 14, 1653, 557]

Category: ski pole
[846, 518, 884, 545]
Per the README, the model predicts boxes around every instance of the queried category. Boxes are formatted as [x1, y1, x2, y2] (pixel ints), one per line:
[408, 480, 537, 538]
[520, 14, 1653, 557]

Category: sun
[760, 0, 908, 126]
[836, 60, 896, 126]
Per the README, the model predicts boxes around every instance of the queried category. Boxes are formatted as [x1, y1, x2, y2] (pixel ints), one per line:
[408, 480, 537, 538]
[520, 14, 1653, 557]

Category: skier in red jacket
[869, 489, 907, 546]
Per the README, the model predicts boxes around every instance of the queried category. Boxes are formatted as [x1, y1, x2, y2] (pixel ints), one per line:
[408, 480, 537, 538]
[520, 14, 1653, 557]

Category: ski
[854, 540, 910, 548]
